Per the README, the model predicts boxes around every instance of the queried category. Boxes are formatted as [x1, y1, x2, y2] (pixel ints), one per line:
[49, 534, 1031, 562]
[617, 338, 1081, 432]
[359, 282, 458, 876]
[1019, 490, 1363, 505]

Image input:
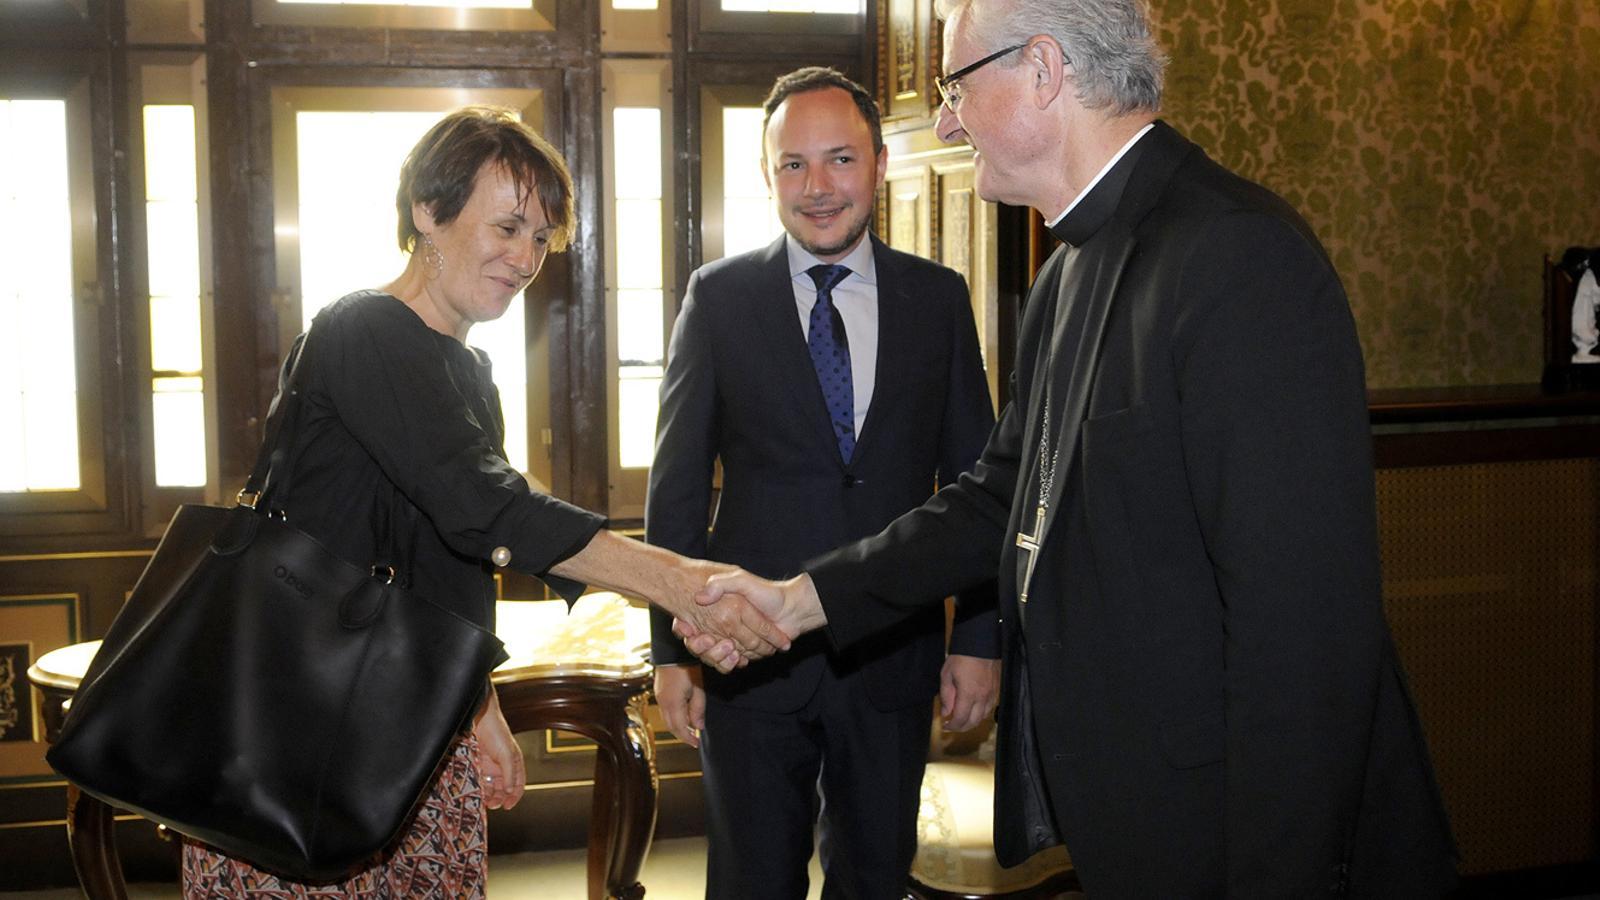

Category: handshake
[668, 567, 830, 673]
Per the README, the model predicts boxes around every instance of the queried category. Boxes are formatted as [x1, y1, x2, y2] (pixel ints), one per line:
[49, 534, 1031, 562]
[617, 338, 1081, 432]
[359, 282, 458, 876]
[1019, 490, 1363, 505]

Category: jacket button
[842, 474, 858, 488]
[491, 546, 512, 567]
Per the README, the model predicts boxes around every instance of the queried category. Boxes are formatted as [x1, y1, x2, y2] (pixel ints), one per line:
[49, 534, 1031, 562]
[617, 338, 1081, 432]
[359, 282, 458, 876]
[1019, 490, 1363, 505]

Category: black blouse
[265, 290, 605, 630]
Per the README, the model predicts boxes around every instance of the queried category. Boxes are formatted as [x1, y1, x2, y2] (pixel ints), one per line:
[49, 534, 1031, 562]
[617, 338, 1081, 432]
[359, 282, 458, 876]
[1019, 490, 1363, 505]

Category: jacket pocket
[1080, 403, 1156, 638]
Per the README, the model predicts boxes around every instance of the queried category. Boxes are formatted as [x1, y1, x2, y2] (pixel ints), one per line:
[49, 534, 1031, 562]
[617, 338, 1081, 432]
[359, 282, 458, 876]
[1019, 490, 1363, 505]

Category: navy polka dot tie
[806, 263, 855, 463]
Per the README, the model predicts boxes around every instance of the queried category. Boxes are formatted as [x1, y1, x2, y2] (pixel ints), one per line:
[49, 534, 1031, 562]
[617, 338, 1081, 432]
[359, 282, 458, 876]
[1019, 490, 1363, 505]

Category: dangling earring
[420, 234, 445, 278]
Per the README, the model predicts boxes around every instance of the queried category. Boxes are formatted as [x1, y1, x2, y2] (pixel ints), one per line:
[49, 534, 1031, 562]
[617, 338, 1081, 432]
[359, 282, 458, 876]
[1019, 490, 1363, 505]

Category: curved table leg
[496, 674, 660, 900]
[65, 785, 127, 900]
[588, 693, 657, 900]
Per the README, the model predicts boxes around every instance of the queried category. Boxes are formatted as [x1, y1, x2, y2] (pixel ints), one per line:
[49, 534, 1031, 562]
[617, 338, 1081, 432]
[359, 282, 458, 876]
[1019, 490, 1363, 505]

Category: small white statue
[1573, 264, 1600, 364]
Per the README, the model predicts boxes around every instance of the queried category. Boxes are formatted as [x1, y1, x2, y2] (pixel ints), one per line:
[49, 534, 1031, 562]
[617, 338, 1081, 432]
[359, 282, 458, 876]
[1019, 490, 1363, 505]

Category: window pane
[460, 293, 529, 477]
[722, 0, 856, 10]
[150, 294, 203, 373]
[297, 110, 437, 326]
[615, 198, 664, 289]
[277, 0, 531, 6]
[0, 98, 79, 492]
[144, 105, 198, 202]
[0, 379, 23, 492]
[722, 106, 783, 257]
[611, 101, 665, 474]
[617, 289, 663, 365]
[153, 377, 206, 487]
[145, 103, 207, 487]
[722, 107, 768, 197]
[612, 108, 661, 200]
[146, 199, 201, 298]
[20, 386, 80, 490]
[724, 197, 783, 258]
[617, 367, 661, 469]
[294, 109, 529, 474]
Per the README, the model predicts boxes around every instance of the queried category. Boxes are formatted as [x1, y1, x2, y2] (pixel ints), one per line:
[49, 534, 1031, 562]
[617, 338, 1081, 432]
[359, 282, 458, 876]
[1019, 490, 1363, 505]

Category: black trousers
[698, 658, 931, 900]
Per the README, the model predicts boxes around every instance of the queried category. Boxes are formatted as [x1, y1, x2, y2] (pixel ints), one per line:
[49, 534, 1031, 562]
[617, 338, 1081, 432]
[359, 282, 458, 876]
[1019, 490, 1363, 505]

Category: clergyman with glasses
[684, 0, 1460, 895]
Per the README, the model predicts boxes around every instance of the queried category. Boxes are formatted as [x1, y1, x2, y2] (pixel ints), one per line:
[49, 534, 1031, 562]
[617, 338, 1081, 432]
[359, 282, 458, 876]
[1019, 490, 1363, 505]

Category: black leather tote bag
[46, 330, 508, 881]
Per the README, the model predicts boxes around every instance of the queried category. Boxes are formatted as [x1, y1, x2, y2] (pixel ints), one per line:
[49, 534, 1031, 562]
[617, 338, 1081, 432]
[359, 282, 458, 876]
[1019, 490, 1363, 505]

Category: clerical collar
[1045, 123, 1154, 248]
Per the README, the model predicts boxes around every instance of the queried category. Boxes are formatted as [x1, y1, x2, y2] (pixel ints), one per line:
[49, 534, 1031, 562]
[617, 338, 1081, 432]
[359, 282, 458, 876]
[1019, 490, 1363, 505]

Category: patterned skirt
[181, 733, 487, 899]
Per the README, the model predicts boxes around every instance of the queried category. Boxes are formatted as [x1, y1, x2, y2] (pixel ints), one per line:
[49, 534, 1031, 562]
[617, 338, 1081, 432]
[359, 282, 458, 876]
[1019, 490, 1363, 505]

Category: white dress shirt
[786, 233, 878, 436]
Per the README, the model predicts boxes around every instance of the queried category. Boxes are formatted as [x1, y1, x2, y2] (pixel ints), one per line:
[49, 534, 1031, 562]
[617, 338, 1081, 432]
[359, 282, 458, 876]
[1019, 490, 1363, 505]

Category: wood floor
[0, 836, 824, 900]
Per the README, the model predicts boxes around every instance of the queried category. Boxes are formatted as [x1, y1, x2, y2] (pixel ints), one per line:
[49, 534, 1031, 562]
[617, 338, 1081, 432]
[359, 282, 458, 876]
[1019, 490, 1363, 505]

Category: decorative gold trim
[0, 813, 145, 830]
[519, 770, 700, 794]
[0, 778, 68, 791]
[0, 550, 152, 563]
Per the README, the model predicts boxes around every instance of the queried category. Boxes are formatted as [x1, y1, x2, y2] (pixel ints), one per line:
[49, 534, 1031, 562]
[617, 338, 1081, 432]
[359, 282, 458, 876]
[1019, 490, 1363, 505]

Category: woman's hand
[472, 683, 526, 810]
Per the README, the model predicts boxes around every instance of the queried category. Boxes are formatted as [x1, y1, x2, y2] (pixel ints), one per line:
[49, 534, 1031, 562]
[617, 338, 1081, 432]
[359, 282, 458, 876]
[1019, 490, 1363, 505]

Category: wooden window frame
[0, 55, 122, 540]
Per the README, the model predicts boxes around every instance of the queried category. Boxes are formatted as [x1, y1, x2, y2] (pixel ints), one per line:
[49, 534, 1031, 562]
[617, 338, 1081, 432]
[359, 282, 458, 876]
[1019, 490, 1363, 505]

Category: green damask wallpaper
[1152, 0, 1600, 388]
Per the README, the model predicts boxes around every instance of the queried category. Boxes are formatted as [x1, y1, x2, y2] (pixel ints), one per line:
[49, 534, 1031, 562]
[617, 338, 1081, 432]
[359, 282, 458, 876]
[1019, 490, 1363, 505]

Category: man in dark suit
[646, 67, 1000, 900]
[686, 2, 1459, 896]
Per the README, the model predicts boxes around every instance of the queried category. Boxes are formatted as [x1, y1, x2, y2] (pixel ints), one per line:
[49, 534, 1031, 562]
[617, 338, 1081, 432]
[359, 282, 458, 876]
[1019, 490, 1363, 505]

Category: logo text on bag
[273, 565, 314, 599]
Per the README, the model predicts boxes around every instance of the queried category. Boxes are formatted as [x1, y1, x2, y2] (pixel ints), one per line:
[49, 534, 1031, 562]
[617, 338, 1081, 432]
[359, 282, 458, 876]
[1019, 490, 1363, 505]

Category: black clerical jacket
[807, 123, 1458, 897]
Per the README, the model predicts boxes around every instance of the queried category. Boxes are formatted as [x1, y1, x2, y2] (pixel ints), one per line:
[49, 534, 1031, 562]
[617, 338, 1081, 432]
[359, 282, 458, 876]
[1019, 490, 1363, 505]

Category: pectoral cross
[1015, 503, 1046, 605]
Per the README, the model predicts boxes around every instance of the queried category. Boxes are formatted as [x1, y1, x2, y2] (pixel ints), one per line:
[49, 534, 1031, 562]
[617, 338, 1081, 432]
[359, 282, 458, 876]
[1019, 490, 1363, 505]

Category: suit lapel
[748, 235, 847, 463]
[850, 235, 902, 466]
[1039, 230, 1132, 545]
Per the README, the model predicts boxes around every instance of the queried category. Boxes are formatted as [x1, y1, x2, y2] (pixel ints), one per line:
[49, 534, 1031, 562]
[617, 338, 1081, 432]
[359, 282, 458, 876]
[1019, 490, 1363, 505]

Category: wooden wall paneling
[201, 1, 263, 499]
[0, 0, 99, 42]
[557, 59, 607, 514]
[883, 164, 931, 260]
[1376, 459, 1600, 874]
[0, 550, 170, 890]
[876, 0, 938, 123]
[126, 0, 204, 45]
[932, 159, 1005, 407]
[0, 591, 82, 784]
[1374, 424, 1600, 470]
[238, 0, 588, 68]
[688, 0, 860, 58]
[248, 0, 557, 33]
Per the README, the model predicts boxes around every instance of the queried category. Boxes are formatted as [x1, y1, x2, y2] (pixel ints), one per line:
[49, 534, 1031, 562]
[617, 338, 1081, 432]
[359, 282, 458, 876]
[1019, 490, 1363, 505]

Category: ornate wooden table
[28, 592, 658, 900]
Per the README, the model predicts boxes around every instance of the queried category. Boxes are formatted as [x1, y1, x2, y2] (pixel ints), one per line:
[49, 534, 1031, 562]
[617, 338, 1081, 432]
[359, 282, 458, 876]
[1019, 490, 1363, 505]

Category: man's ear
[1029, 35, 1069, 109]
[761, 155, 773, 193]
[873, 144, 888, 190]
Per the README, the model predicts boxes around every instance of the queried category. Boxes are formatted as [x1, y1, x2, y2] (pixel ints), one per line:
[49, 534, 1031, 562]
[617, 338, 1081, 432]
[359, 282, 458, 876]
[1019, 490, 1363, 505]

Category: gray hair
[935, 0, 1166, 115]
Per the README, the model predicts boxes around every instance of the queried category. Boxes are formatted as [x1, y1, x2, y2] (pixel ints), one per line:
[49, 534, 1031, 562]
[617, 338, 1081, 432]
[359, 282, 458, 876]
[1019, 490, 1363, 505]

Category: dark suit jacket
[808, 123, 1458, 896]
[647, 233, 999, 714]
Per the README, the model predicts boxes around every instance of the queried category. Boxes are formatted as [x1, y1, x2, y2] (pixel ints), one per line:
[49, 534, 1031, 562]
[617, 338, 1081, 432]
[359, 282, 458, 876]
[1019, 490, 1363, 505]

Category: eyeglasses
[934, 42, 1029, 110]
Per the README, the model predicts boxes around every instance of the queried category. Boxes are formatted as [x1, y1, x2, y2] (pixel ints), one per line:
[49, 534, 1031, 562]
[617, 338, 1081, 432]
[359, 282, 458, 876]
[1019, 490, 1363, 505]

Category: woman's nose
[510, 238, 535, 275]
